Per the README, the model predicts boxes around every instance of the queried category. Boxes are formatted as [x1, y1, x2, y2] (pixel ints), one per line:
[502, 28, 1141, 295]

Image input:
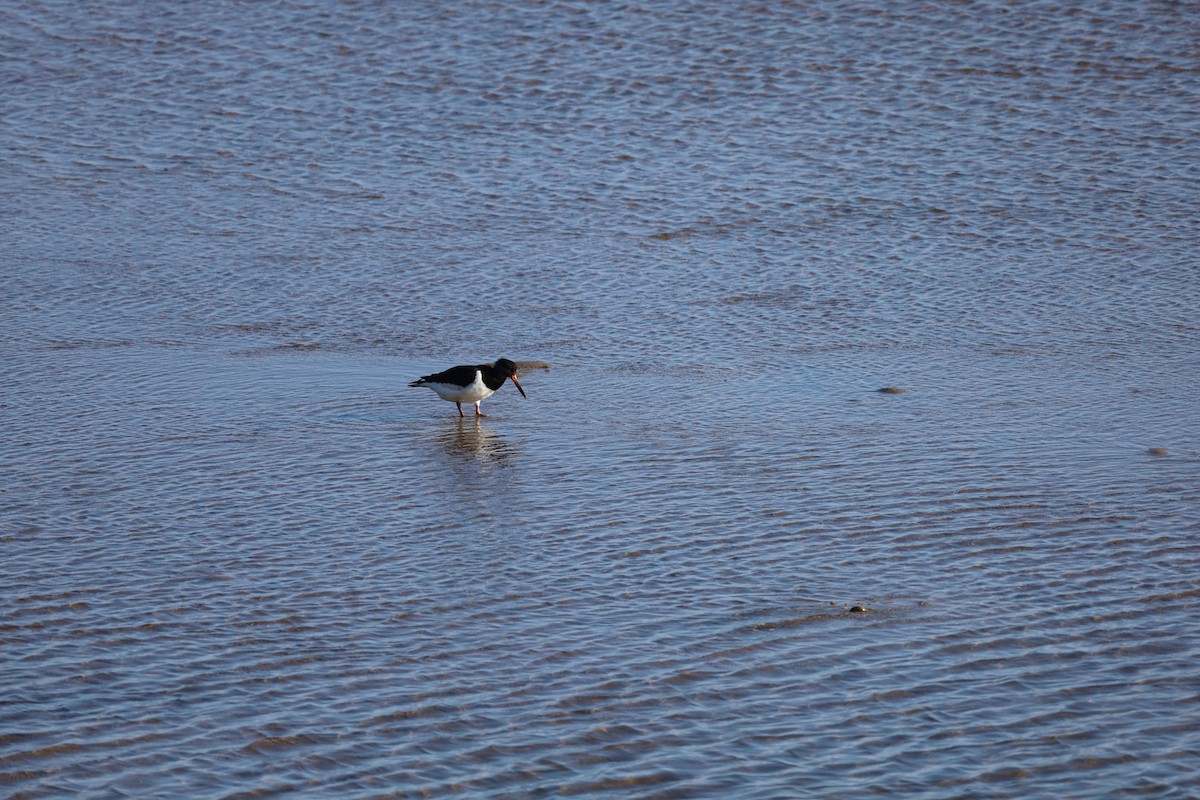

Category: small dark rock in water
[877, 387, 907, 394]
[1147, 447, 1169, 457]
[849, 605, 873, 613]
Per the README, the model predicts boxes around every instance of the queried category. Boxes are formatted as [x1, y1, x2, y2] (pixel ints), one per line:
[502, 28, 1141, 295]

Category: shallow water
[2, 1, 1199, 797]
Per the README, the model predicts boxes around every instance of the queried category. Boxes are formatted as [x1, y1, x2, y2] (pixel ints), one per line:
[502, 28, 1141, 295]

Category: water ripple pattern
[2, 1, 1198, 798]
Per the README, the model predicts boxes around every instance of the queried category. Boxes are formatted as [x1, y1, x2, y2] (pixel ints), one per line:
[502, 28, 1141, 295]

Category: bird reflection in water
[437, 418, 516, 467]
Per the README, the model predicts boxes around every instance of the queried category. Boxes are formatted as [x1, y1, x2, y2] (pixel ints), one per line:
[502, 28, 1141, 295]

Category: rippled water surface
[3, 1, 1199, 797]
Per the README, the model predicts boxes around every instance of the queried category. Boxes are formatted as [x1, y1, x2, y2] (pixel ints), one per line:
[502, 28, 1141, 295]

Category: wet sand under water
[4, 342, 1197, 796]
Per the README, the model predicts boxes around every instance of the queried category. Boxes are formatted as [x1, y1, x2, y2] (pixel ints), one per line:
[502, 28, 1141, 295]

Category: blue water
[2, 1, 1199, 797]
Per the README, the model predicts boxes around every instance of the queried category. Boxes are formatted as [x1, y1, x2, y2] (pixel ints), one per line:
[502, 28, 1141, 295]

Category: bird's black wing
[411, 364, 479, 387]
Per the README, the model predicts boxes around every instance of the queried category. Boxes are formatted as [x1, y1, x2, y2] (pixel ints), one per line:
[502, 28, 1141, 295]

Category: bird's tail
[408, 379, 427, 387]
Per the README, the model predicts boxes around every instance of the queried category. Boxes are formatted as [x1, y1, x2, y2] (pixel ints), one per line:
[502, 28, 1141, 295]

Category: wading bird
[410, 358, 527, 417]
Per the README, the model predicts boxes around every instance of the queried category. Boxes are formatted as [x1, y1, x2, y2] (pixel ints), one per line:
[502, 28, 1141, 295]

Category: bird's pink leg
[475, 402, 487, 417]
[456, 402, 465, 417]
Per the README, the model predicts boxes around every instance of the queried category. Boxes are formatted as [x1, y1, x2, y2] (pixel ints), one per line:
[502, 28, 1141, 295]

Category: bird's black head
[492, 358, 527, 398]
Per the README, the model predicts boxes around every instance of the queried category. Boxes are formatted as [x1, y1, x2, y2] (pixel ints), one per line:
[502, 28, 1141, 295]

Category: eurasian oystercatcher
[409, 358, 527, 417]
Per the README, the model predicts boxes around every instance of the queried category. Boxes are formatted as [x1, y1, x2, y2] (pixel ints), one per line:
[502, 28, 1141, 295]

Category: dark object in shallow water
[513, 360, 551, 373]
[877, 387, 907, 394]
[1147, 447, 1169, 457]
[849, 605, 874, 613]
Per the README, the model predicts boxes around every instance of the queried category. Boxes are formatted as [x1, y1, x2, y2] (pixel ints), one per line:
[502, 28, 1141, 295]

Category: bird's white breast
[424, 370, 495, 403]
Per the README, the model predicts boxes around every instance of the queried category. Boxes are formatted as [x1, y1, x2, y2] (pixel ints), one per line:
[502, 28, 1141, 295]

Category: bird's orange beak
[510, 375, 527, 398]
